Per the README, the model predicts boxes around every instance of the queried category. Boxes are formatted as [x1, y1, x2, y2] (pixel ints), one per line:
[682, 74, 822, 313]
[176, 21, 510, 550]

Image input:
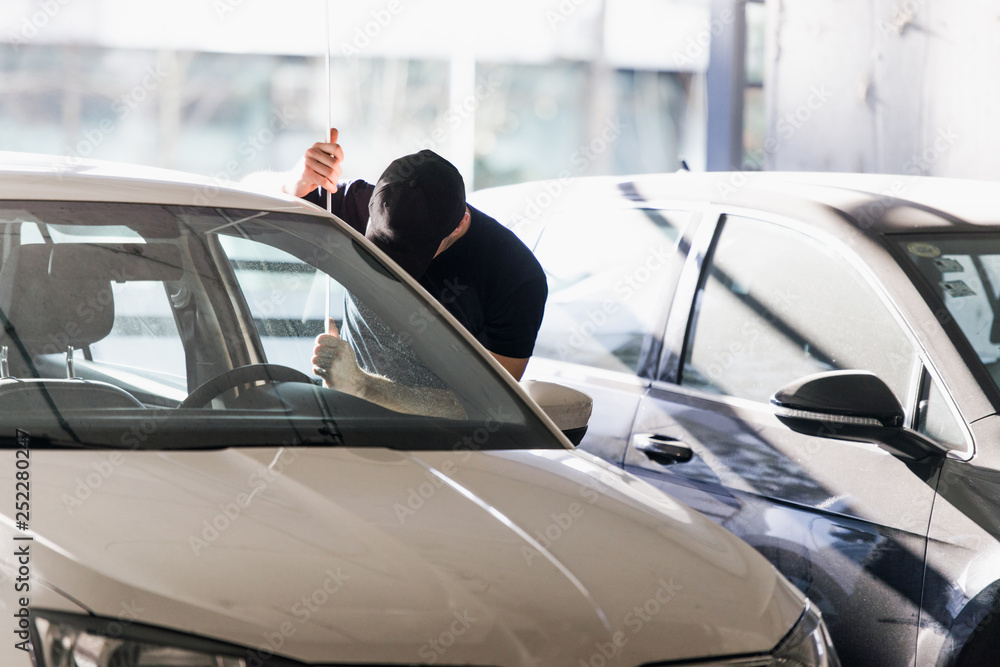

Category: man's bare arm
[313, 319, 465, 419]
[489, 352, 529, 381]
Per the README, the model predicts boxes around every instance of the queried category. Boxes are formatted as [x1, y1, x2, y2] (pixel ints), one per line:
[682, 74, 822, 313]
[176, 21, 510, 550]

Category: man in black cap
[282, 129, 547, 400]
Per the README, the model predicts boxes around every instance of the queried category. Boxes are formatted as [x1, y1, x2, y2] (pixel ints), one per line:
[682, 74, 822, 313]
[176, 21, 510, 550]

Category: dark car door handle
[633, 433, 693, 465]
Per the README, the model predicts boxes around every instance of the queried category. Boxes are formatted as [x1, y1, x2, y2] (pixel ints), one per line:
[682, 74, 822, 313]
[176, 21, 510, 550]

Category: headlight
[678, 601, 840, 667]
[28, 610, 295, 667]
[769, 601, 840, 667]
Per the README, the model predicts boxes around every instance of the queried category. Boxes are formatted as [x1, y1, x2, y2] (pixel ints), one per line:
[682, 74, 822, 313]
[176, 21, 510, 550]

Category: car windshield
[896, 233, 1000, 394]
[0, 201, 558, 452]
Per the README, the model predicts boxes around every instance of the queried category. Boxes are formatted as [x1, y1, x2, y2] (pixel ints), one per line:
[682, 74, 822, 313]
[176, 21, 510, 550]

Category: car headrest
[45, 242, 184, 282]
[0, 244, 117, 355]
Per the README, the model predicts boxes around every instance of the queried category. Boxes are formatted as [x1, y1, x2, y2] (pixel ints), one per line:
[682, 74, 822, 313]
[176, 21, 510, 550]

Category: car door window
[531, 207, 690, 374]
[917, 371, 967, 450]
[219, 235, 342, 378]
[682, 215, 918, 404]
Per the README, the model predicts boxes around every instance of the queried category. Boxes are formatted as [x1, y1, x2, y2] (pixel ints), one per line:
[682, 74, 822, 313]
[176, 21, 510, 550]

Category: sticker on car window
[934, 257, 965, 273]
[942, 280, 976, 298]
[908, 242, 942, 258]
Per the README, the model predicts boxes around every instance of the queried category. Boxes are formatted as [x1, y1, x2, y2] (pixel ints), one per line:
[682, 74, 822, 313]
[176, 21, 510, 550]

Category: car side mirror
[770, 370, 944, 461]
[520, 380, 593, 446]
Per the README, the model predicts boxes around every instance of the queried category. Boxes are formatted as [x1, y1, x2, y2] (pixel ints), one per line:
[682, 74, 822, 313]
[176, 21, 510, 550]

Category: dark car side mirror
[770, 370, 945, 462]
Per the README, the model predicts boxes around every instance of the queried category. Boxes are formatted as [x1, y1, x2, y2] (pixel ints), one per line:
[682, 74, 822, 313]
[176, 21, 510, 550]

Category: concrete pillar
[706, 0, 747, 170]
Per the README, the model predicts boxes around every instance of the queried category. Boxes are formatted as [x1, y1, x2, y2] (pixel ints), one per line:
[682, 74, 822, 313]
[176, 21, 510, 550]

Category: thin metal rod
[324, 0, 333, 326]
[325, 0, 333, 215]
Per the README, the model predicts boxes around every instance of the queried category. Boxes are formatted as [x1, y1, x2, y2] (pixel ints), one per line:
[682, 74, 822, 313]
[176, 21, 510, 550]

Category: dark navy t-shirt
[305, 181, 547, 359]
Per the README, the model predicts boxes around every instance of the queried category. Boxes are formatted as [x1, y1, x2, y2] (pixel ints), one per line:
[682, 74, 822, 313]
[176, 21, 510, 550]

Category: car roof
[471, 170, 1000, 235]
[0, 151, 328, 217]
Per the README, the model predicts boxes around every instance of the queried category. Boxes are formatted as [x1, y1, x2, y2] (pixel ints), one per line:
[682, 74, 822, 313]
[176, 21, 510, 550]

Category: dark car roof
[472, 171, 1000, 235]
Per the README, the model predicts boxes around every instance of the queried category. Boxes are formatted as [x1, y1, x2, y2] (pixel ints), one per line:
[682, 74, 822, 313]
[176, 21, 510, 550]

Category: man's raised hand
[285, 128, 344, 197]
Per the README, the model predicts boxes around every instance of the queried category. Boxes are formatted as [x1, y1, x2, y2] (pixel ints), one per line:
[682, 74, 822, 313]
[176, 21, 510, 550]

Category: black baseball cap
[366, 149, 467, 279]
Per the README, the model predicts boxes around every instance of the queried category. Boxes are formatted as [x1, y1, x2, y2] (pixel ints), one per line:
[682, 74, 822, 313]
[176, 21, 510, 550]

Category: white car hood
[4, 446, 805, 666]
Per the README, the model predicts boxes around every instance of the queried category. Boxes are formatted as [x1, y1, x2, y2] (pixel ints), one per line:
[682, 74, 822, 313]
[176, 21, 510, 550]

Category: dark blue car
[472, 171, 1000, 667]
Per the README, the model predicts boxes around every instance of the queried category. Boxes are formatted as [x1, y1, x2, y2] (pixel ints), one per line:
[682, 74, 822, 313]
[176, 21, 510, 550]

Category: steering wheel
[180, 363, 317, 408]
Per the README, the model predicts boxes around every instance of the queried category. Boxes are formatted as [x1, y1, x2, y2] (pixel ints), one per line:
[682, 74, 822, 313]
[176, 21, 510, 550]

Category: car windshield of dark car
[0, 202, 558, 452]
[897, 234, 1000, 394]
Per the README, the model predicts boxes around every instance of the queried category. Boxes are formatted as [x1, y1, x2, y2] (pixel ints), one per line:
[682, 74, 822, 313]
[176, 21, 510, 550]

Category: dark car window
[530, 207, 690, 374]
[896, 235, 1000, 401]
[917, 371, 966, 449]
[682, 215, 918, 404]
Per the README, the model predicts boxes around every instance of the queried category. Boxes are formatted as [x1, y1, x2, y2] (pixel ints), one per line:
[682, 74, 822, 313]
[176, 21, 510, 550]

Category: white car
[0, 153, 837, 667]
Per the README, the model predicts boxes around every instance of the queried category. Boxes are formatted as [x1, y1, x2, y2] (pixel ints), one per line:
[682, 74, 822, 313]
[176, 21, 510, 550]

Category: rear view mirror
[520, 380, 592, 446]
[771, 369, 905, 427]
[771, 370, 944, 461]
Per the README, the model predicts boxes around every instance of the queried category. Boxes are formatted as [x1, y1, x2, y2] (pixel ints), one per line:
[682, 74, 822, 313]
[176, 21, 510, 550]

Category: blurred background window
[0, 0, 716, 191]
